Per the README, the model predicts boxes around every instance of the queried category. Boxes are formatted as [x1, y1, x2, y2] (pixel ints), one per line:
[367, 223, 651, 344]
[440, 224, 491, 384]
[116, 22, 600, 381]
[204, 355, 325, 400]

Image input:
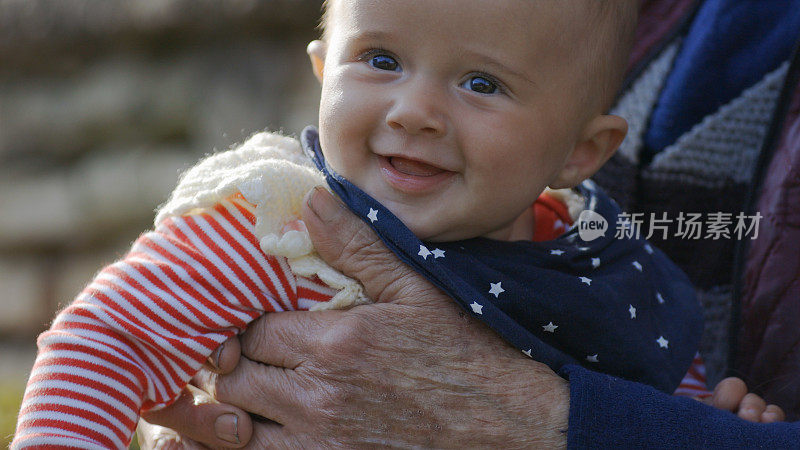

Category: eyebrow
[461, 49, 537, 88]
[345, 29, 394, 45]
[346, 29, 537, 88]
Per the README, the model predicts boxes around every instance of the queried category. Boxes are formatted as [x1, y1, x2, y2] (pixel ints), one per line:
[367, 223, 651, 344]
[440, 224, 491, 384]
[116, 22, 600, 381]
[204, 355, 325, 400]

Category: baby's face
[315, 0, 618, 241]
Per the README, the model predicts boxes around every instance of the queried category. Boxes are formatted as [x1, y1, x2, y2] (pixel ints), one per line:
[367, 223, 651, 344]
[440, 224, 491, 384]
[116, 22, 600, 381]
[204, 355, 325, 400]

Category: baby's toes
[711, 377, 747, 412]
[737, 393, 767, 422]
[760, 404, 786, 423]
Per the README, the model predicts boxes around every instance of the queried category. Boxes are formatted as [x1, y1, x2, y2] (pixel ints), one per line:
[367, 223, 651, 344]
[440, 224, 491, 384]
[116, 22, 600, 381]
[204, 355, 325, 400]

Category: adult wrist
[488, 358, 569, 448]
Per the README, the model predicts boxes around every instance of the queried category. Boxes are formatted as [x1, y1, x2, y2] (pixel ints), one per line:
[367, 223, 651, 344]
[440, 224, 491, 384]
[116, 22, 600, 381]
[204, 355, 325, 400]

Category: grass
[0, 381, 25, 447]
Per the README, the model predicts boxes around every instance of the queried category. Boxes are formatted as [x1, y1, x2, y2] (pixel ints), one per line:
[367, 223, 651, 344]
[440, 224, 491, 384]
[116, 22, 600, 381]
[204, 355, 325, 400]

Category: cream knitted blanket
[155, 131, 370, 311]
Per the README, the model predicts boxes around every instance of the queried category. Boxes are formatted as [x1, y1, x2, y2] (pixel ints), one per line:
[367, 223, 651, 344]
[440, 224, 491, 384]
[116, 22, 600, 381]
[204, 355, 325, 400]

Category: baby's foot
[704, 377, 785, 423]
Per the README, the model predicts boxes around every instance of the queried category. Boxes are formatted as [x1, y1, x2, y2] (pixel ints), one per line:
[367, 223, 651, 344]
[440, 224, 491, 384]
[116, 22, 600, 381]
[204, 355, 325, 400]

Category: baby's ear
[307, 40, 327, 83]
[550, 114, 627, 189]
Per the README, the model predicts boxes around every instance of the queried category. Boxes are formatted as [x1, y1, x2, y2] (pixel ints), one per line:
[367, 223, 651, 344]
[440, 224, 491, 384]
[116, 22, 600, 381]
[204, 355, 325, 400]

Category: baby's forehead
[323, 0, 608, 45]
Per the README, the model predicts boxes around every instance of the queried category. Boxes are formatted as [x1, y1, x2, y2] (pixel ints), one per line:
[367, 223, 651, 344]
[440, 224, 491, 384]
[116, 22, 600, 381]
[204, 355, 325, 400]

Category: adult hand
[138, 187, 569, 448]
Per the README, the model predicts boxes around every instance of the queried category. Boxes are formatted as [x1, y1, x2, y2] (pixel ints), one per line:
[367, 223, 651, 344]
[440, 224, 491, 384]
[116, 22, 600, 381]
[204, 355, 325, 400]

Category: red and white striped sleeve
[673, 352, 711, 398]
[12, 196, 334, 449]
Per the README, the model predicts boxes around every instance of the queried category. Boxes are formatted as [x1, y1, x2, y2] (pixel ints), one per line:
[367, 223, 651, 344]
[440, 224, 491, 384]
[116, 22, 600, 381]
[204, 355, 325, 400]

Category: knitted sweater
[594, 0, 800, 405]
[570, 3, 800, 447]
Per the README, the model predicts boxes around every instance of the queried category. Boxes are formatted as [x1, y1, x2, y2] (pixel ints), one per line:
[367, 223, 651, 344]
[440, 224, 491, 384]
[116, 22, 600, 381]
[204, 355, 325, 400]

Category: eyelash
[358, 48, 401, 71]
[356, 48, 507, 95]
[462, 72, 506, 95]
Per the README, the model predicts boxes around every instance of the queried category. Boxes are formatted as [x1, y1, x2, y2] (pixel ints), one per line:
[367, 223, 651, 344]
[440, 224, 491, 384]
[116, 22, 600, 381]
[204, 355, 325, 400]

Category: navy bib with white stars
[301, 127, 703, 393]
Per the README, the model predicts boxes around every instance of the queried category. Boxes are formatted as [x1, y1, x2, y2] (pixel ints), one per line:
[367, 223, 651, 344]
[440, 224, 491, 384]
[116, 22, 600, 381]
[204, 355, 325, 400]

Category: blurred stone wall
[0, 0, 324, 338]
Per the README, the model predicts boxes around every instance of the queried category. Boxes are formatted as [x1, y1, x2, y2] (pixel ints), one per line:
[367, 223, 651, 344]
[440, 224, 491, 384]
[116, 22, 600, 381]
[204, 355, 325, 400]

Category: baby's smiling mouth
[378, 155, 456, 194]
[388, 156, 446, 177]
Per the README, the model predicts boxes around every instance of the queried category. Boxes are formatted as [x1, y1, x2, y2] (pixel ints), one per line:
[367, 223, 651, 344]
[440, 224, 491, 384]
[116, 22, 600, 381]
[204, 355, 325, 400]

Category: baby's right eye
[369, 54, 400, 72]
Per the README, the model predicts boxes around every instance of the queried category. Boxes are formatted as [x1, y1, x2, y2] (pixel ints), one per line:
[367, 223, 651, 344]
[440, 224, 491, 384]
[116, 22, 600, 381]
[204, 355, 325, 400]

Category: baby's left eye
[461, 76, 498, 94]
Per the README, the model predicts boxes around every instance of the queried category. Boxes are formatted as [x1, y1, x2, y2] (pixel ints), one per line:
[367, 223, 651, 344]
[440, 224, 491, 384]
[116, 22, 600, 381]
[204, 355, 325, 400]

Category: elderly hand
[138, 187, 569, 448]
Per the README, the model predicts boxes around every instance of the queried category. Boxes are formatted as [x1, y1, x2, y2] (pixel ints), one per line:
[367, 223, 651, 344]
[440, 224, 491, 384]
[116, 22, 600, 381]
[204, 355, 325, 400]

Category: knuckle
[317, 315, 370, 358]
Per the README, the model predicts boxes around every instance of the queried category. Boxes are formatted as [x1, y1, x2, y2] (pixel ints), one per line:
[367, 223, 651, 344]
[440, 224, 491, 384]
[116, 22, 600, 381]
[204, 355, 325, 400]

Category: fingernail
[307, 186, 340, 222]
[207, 343, 224, 371]
[215, 413, 240, 444]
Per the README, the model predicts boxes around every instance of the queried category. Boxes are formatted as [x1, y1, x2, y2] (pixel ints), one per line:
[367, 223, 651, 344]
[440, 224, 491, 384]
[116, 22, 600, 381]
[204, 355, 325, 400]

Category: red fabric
[532, 193, 573, 242]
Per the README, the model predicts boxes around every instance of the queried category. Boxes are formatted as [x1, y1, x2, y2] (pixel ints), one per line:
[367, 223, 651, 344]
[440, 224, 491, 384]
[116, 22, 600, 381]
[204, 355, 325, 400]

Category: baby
[12, 0, 783, 448]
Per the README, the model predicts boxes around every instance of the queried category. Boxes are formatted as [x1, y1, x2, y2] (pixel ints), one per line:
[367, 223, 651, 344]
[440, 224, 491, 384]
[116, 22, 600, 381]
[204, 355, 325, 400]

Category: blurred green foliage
[0, 382, 24, 447]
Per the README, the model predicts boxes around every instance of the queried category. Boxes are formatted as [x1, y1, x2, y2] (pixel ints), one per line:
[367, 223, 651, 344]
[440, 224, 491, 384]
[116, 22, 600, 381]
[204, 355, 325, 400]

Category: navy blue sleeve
[561, 365, 800, 448]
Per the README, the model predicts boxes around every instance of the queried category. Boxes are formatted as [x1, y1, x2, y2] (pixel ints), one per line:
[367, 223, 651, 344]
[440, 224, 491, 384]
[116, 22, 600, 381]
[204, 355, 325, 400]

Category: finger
[239, 311, 337, 368]
[710, 377, 747, 412]
[737, 393, 767, 422]
[136, 419, 206, 450]
[302, 186, 440, 304]
[244, 421, 304, 449]
[141, 384, 253, 448]
[203, 336, 242, 374]
[194, 356, 306, 425]
[761, 404, 786, 423]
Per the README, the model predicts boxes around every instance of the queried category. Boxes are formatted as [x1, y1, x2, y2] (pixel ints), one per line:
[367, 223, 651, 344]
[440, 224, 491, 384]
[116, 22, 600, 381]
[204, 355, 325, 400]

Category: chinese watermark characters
[612, 212, 763, 240]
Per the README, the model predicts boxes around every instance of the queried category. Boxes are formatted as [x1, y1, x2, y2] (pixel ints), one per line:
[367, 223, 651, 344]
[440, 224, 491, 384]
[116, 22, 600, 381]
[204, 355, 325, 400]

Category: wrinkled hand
[137, 187, 569, 448]
[704, 377, 786, 423]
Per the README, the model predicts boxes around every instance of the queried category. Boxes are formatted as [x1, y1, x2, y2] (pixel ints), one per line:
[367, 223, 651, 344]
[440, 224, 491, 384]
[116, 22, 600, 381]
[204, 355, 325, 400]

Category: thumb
[301, 186, 441, 304]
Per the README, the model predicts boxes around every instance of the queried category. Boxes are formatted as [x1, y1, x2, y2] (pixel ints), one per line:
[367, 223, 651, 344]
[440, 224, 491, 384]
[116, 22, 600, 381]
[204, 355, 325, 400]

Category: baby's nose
[385, 81, 447, 136]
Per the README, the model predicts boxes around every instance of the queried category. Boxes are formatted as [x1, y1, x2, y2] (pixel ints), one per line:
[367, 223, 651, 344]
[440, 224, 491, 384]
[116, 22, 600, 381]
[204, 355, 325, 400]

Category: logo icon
[577, 210, 608, 242]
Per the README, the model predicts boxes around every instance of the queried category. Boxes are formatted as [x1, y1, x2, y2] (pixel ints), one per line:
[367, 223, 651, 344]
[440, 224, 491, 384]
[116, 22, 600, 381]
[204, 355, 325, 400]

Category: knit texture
[597, 44, 789, 387]
[156, 132, 369, 311]
[647, 62, 788, 188]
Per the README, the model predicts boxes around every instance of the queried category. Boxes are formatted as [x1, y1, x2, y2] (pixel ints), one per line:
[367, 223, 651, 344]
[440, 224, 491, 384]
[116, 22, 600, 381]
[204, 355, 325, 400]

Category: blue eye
[462, 76, 498, 94]
[370, 54, 400, 71]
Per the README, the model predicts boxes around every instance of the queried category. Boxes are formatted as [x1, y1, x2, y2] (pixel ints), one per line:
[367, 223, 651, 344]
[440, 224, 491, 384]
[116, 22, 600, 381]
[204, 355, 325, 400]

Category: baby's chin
[399, 215, 485, 242]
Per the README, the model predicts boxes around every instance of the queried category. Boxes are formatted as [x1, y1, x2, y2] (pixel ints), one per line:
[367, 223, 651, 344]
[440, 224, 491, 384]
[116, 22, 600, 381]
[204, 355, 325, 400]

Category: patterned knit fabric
[595, 39, 790, 387]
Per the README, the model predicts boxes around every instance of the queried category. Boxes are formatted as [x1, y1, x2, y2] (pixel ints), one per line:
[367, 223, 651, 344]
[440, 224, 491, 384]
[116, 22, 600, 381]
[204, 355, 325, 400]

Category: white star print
[432, 248, 446, 259]
[629, 305, 637, 319]
[632, 261, 643, 272]
[543, 322, 558, 333]
[367, 208, 378, 223]
[644, 244, 654, 254]
[418, 245, 432, 260]
[586, 354, 599, 363]
[550, 249, 565, 256]
[656, 292, 665, 304]
[657, 336, 669, 349]
[522, 349, 532, 358]
[578, 247, 590, 252]
[489, 282, 505, 298]
[579, 276, 592, 286]
[592, 257, 601, 268]
[470, 301, 484, 315]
